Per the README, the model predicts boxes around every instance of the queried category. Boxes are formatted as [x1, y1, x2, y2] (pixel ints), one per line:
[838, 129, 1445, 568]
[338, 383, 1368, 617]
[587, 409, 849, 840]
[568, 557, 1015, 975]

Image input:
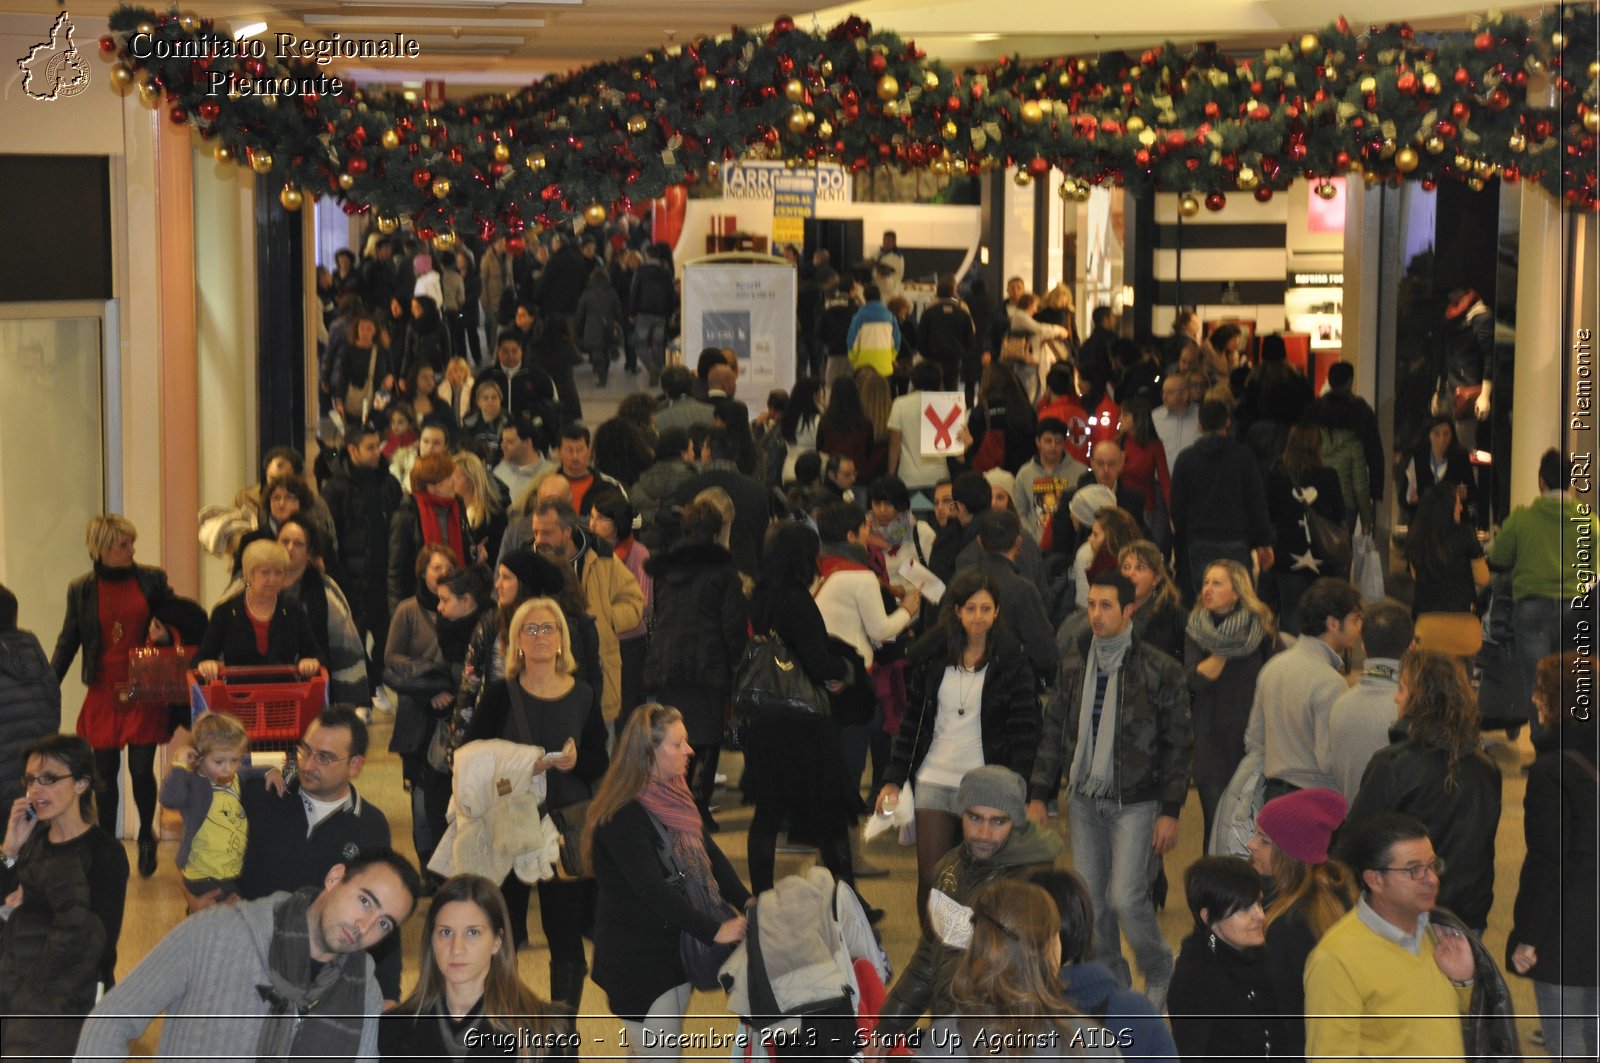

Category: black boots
[137, 836, 157, 878]
[548, 961, 587, 1013]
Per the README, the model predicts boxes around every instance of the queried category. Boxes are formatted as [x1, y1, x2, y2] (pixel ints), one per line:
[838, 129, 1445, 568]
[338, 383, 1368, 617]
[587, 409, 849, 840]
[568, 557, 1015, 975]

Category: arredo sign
[1289, 272, 1346, 286]
[722, 161, 852, 204]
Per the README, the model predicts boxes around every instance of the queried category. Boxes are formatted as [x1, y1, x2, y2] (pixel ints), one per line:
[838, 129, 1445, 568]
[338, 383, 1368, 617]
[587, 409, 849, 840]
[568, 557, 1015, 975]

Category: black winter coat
[1346, 721, 1501, 930]
[195, 594, 324, 668]
[642, 539, 749, 698]
[671, 467, 773, 578]
[1508, 726, 1598, 986]
[52, 565, 175, 685]
[888, 626, 1041, 788]
[0, 629, 60, 810]
[321, 455, 402, 608]
[1168, 930, 1291, 1060]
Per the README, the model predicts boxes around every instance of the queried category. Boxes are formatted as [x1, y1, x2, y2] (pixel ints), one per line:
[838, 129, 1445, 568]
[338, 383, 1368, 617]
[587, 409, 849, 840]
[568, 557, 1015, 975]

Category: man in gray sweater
[1244, 577, 1364, 801]
[75, 848, 420, 1063]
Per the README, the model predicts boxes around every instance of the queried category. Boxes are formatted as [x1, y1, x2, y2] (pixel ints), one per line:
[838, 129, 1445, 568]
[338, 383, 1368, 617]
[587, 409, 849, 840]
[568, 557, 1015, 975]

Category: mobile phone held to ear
[22, 805, 36, 823]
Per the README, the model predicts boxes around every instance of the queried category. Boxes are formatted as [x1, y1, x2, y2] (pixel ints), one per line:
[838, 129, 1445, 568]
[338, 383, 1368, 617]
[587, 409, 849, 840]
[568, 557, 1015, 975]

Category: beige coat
[577, 539, 645, 721]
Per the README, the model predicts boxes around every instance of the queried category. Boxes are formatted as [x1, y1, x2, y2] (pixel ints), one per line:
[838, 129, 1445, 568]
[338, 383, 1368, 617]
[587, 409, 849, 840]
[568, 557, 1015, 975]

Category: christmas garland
[102, 5, 1599, 242]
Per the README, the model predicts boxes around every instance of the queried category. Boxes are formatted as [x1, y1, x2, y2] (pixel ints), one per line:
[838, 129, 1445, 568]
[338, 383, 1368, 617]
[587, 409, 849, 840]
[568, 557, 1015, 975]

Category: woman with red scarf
[387, 452, 472, 613]
[51, 514, 176, 878]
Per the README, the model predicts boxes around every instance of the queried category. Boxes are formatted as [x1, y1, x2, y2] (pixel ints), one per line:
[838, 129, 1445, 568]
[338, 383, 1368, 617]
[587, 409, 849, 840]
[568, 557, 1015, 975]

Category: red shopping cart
[190, 665, 328, 751]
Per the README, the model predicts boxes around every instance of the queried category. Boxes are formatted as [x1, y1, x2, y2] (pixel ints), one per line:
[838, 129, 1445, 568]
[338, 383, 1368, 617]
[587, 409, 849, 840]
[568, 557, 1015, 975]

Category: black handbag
[1297, 480, 1353, 578]
[731, 631, 830, 723]
[647, 815, 737, 991]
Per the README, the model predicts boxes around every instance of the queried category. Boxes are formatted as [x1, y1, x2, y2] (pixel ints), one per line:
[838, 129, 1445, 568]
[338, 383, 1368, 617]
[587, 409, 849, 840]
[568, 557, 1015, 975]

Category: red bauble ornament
[1204, 102, 1221, 119]
[198, 101, 220, 122]
[1502, 164, 1519, 183]
[1474, 31, 1493, 51]
[1186, 158, 1200, 171]
[1335, 150, 1352, 169]
[449, 146, 465, 164]
[1288, 142, 1307, 161]
[1397, 72, 1417, 94]
[347, 157, 368, 176]
[1451, 102, 1469, 120]
[971, 82, 984, 99]
[1436, 120, 1457, 139]
[1454, 67, 1471, 85]
[507, 237, 526, 254]
[168, 106, 187, 124]
[245, 58, 266, 78]
[413, 169, 433, 190]
[1134, 149, 1151, 166]
[1254, 186, 1274, 202]
[773, 15, 795, 34]
[99, 35, 115, 55]
[1251, 104, 1271, 121]
[1422, 178, 1437, 191]
[1024, 156, 1048, 177]
[1204, 191, 1226, 211]
[867, 53, 888, 75]
[946, 95, 962, 112]
[777, 56, 794, 76]
[1166, 131, 1187, 149]
[490, 162, 507, 177]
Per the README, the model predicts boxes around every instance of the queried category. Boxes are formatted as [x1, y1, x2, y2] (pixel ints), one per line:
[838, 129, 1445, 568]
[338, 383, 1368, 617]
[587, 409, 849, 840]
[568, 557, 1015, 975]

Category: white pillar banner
[681, 263, 796, 397]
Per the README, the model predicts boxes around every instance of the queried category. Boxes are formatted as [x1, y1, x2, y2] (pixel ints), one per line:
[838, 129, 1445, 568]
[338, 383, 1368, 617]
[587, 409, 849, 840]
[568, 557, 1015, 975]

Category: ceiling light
[970, 33, 1001, 42]
[234, 21, 267, 38]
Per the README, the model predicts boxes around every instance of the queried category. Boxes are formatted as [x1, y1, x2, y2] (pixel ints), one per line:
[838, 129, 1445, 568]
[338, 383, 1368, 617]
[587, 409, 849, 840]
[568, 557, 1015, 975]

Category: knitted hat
[982, 468, 1018, 498]
[956, 765, 1027, 825]
[1067, 484, 1117, 527]
[499, 547, 566, 599]
[1256, 788, 1348, 865]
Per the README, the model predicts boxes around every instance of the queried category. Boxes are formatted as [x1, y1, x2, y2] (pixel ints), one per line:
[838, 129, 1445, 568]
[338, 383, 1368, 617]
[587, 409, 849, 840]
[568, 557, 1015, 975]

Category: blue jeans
[1067, 795, 1173, 1005]
[1533, 980, 1599, 1058]
[1514, 597, 1566, 744]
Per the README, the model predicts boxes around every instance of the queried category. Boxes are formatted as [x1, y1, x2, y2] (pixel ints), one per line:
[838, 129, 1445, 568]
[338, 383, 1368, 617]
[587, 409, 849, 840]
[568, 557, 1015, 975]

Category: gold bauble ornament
[923, 69, 940, 91]
[784, 78, 805, 102]
[1508, 131, 1526, 153]
[1453, 153, 1472, 171]
[1013, 169, 1032, 186]
[376, 215, 399, 235]
[1474, 160, 1497, 178]
[1236, 165, 1259, 190]
[1177, 193, 1200, 218]
[1421, 71, 1440, 93]
[942, 120, 958, 141]
[279, 185, 304, 211]
[1299, 33, 1320, 56]
[249, 150, 274, 174]
[787, 108, 809, 135]
[337, 173, 355, 191]
[1316, 181, 1339, 200]
[492, 142, 511, 162]
[876, 74, 899, 101]
[1020, 101, 1043, 125]
[380, 129, 401, 149]
[431, 177, 452, 199]
[178, 11, 200, 31]
[108, 65, 134, 93]
[1379, 138, 1397, 159]
[1424, 134, 1446, 155]
[135, 20, 155, 36]
[1589, 60, 1599, 79]
[1126, 115, 1146, 134]
[820, 59, 833, 76]
[1586, 109, 1600, 134]
[1467, 177, 1486, 192]
[1359, 76, 1378, 93]
[699, 75, 718, 93]
[1348, 160, 1366, 176]
[526, 150, 547, 170]
[583, 203, 608, 227]
[1551, 32, 1566, 50]
[136, 80, 160, 106]
[817, 120, 833, 138]
[1395, 146, 1420, 173]
[213, 144, 234, 165]
[626, 114, 648, 134]
[432, 232, 457, 252]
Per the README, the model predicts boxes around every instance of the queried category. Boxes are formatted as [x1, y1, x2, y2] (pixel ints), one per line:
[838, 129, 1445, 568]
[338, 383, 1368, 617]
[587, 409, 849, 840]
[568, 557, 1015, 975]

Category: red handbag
[118, 645, 190, 705]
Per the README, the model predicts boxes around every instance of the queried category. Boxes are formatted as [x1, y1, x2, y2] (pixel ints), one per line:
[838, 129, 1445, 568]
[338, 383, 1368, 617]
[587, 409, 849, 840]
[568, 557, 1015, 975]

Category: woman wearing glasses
[1344, 648, 1501, 934]
[194, 539, 323, 683]
[0, 734, 128, 1058]
[462, 597, 608, 1014]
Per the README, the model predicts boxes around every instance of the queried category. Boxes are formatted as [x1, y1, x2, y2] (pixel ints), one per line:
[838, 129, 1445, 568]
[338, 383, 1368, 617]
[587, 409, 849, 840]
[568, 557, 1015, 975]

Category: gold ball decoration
[1421, 71, 1440, 93]
[1379, 138, 1397, 159]
[583, 203, 608, 227]
[1394, 146, 1420, 173]
[922, 69, 940, 91]
[1507, 131, 1526, 153]
[136, 80, 160, 106]
[1177, 193, 1200, 218]
[1020, 101, 1043, 125]
[432, 231, 457, 252]
[337, 172, 356, 191]
[135, 20, 156, 35]
[787, 108, 809, 135]
[1235, 166, 1260, 190]
[784, 78, 805, 102]
[376, 215, 399, 235]
[492, 142, 511, 163]
[626, 114, 648, 134]
[1551, 32, 1566, 50]
[278, 184, 304, 211]
[431, 177, 452, 199]
[1589, 59, 1599, 79]
[1359, 76, 1378, 94]
[1473, 159, 1497, 178]
[1453, 153, 1472, 171]
[213, 144, 234, 165]
[1316, 181, 1339, 200]
[526, 150, 547, 170]
[1424, 134, 1446, 155]
[820, 59, 833, 77]
[1126, 115, 1146, 134]
[699, 75, 718, 93]
[249, 150, 275, 174]
[380, 129, 401, 149]
[108, 64, 134, 93]
[1586, 110, 1600, 134]
[876, 74, 900, 101]
[1013, 169, 1033, 187]
[817, 120, 833, 138]
[1299, 33, 1320, 56]
[1467, 177, 1486, 192]
[178, 11, 201, 31]
[941, 119, 959, 141]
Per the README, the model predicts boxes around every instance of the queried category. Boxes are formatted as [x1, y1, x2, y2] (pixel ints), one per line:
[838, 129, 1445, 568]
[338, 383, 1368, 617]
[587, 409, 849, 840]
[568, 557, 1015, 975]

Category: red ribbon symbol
[925, 402, 962, 449]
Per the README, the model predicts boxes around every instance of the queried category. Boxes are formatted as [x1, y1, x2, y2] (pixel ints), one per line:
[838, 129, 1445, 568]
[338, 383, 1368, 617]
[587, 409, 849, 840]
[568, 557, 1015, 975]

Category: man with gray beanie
[868, 765, 1061, 1055]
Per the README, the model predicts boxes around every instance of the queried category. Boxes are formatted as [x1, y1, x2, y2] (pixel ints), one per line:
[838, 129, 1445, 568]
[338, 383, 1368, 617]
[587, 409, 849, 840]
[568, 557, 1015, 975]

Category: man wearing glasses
[234, 705, 403, 1005]
[1304, 812, 1482, 1062]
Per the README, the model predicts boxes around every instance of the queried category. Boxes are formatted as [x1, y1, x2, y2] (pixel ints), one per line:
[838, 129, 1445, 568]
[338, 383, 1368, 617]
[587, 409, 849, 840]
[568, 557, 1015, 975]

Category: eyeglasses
[295, 742, 350, 767]
[1377, 858, 1446, 881]
[521, 623, 560, 638]
[22, 772, 70, 788]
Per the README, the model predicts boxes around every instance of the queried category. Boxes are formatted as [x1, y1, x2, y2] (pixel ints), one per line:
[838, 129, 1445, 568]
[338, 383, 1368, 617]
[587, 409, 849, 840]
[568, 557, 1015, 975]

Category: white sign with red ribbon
[919, 392, 967, 457]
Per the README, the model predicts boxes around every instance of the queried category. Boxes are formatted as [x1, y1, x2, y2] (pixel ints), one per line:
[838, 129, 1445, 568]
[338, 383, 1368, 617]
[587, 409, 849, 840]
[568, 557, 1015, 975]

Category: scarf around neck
[1070, 626, 1134, 800]
[1184, 604, 1267, 659]
[93, 560, 138, 582]
[637, 775, 722, 904]
[255, 887, 370, 1062]
[415, 491, 465, 563]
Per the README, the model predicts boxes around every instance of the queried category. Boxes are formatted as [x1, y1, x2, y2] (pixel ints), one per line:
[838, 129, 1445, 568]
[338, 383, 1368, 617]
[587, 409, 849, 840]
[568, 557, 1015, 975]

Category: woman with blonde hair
[1346, 648, 1500, 932]
[381, 874, 572, 1060]
[1185, 559, 1280, 852]
[51, 514, 177, 876]
[452, 450, 507, 566]
[933, 879, 1118, 1060]
[461, 596, 608, 1011]
[194, 539, 323, 681]
[855, 366, 893, 447]
[437, 355, 476, 424]
[582, 704, 750, 1056]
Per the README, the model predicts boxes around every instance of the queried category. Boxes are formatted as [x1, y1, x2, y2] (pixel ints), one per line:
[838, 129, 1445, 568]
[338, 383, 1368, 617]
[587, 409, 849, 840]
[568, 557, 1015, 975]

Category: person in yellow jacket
[846, 283, 902, 378]
[1304, 812, 1477, 1063]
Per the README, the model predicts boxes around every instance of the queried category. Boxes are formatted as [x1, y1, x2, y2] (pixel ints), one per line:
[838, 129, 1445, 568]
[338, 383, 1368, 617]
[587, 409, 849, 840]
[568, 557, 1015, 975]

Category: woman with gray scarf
[1184, 559, 1281, 853]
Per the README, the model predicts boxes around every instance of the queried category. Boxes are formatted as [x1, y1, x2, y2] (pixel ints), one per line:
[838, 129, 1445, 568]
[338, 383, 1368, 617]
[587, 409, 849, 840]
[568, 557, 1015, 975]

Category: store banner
[771, 171, 814, 248]
[919, 391, 967, 457]
[721, 160, 851, 204]
[681, 263, 796, 396]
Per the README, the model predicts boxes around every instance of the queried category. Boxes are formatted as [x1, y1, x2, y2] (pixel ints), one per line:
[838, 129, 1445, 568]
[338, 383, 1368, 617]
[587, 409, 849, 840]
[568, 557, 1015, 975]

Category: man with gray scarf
[75, 848, 421, 1063]
[1027, 569, 1192, 1011]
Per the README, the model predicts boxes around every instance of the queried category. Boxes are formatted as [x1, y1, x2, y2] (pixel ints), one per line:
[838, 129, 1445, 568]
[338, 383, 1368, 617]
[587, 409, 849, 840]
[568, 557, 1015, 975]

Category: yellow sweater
[1304, 908, 1471, 1063]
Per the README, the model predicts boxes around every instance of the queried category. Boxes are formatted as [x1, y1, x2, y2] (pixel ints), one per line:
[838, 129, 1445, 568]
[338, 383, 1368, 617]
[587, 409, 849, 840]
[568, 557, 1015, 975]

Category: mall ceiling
[37, 0, 1548, 87]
